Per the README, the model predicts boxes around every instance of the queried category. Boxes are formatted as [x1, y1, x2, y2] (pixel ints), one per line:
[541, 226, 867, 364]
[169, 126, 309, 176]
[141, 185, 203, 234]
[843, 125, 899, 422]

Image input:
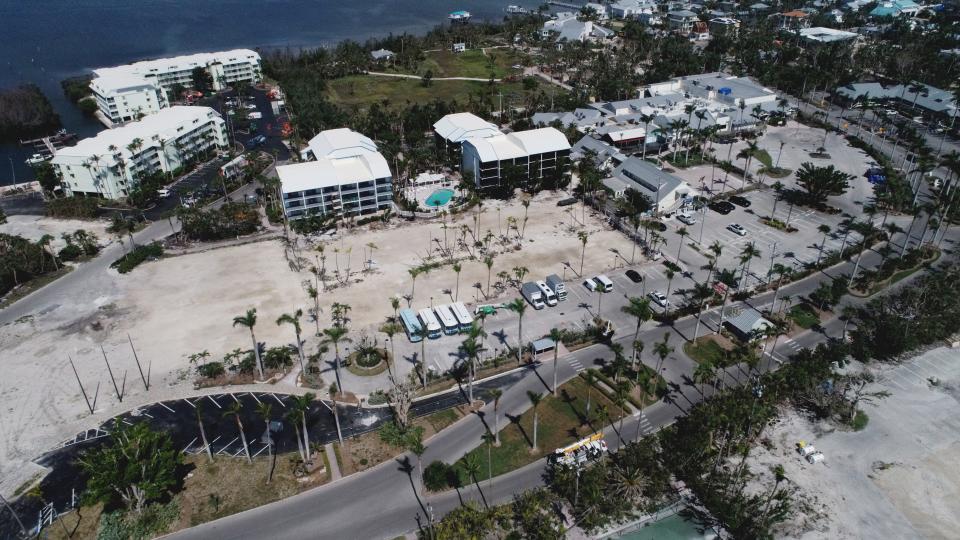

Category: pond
[425, 188, 455, 207]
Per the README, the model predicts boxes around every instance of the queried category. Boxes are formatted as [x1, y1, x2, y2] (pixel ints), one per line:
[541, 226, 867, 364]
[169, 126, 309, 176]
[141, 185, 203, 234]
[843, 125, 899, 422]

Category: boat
[506, 5, 528, 14]
[449, 10, 471, 22]
[25, 153, 50, 166]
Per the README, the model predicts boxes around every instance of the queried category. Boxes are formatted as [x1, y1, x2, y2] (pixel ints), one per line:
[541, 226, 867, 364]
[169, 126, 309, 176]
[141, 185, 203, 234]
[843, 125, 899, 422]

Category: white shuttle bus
[417, 308, 443, 339]
[434, 304, 460, 335]
[536, 280, 558, 306]
[451, 301, 474, 330]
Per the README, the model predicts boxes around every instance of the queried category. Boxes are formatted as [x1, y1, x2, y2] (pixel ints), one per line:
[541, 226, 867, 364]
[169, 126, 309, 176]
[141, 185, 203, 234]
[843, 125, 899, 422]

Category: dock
[19, 130, 77, 158]
[547, 0, 585, 9]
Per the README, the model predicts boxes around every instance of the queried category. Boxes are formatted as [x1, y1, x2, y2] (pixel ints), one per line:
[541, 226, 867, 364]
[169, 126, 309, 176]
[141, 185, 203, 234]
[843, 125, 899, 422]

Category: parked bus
[399, 308, 424, 342]
[417, 308, 443, 339]
[434, 304, 459, 335]
[451, 301, 474, 330]
[535, 280, 558, 306]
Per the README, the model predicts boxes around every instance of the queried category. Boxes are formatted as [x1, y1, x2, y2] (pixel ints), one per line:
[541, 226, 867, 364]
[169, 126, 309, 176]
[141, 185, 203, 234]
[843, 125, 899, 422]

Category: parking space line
[270, 393, 286, 406]
[181, 437, 198, 453]
[230, 393, 241, 403]
[157, 401, 175, 413]
[183, 398, 196, 408]
[207, 395, 222, 409]
[900, 364, 927, 380]
[249, 392, 262, 404]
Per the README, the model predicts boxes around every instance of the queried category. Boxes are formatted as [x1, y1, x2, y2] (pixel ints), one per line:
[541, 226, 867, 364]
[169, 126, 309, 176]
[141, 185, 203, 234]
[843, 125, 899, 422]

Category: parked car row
[583, 274, 614, 293]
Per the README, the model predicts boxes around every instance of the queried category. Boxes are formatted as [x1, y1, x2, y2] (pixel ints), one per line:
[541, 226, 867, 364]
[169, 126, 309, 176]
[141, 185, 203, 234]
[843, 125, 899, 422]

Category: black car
[709, 201, 736, 215]
[557, 197, 578, 207]
[643, 219, 667, 232]
[625, 269, 643, 283]
[246, 134, 267, 150]
[729, 195, 751, 208]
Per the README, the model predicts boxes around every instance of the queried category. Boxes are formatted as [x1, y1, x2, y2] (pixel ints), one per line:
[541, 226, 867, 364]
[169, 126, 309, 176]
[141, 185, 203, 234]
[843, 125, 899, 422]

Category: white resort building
[461, 127, 571, 189]
[90, 49, 262, 123]
[52, 106, 229, 199]
[433, 112, 501, 156]
[90, 74, 169, 124]
[278, 128, 393, 220]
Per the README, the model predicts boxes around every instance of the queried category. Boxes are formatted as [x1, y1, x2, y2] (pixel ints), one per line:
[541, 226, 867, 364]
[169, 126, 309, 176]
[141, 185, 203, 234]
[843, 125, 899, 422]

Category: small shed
[452, 42, 466, 53]
[530, 337, 557, 357]
[724, 308, 773, 341]
[370, 49, 395, 61]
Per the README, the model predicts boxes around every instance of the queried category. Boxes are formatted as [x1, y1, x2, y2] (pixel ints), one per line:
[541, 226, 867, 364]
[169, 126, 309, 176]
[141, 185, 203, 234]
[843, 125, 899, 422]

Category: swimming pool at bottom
[425, 188, 454, 207]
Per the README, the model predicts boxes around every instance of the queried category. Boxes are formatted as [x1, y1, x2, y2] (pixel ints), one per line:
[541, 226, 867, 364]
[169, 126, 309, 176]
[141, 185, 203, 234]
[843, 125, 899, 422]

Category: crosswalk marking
[569, 358, 585, 373]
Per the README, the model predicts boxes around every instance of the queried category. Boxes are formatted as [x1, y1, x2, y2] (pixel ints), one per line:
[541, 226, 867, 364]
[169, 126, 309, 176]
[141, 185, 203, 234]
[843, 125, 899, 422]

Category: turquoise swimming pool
[617, 513, 717, 540]
[425, 188, 454, 207]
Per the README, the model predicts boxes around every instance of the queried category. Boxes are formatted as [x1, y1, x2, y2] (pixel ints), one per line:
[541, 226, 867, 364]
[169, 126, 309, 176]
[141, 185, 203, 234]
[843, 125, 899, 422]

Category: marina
[18, 129, 78, 163]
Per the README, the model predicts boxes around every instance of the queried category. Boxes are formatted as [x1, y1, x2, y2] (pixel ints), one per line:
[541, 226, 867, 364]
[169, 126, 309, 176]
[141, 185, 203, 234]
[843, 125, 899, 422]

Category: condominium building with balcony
[279, 128, 393, 220]
[52, 106, 228, 199]
[461, 127, 571, 189]
[89, 49, 262, 122]
[89, 74, 169, 124]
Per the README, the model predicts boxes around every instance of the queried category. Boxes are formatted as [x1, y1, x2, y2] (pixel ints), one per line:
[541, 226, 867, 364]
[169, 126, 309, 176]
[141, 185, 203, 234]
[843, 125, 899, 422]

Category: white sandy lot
[0, 189, 636, 491]
[747, 347, 960, 540]
[0, 214, 112, 251]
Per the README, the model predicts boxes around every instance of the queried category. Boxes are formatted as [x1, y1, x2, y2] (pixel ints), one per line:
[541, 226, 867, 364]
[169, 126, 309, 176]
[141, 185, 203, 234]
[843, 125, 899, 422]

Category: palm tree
[452, 262, 462, 301]
[548, 327, 563, 395]
[329, 385, 344, 444]
[413, 324, 429, 389]
[622, 297, 653, 354]
[322, 326, 351, 392]
[815, 225, 831, 266]
[461, 452, 487, 508]
[507, 297, 527, 364]
[408, 268, 420, 302]
[526, 391, 542, 450]
[286, 407, 306, 462]
[691, 281, 713, 341]
[256, 402, 275, 483]
[484, 256, 495, 297]
[583, 370, 596, 420]
[664, 269, 676, 302]
[459, 336, 482, 404]
[223, 401, 251, 463]
[652, 333, 673, 387]
[489, 388, 504, 446]
[675, 226, 689, 263]
[738, 242, 761, 289]
[233, 308, 264, 380]
[481, 431, 496, 489]
[693, 360, 716, 396]
[380, 322, 401, 376]
[578, 231, 589, 275]
[594, 282, 609, 320]
[409, 432, 426, 495]
[276, 310, 305, 376]
[292, 393, 315, 464]
[737, 141, 759, 182]
[640, 113, 654, 161]
[195, 404, 213, 463]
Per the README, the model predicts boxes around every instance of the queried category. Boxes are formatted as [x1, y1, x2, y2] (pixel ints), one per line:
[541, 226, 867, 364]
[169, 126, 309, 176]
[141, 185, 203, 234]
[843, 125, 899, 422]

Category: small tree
[527, 391, 542, 451]
[796, 163, 853, 205]
[79, 421, 182, 514]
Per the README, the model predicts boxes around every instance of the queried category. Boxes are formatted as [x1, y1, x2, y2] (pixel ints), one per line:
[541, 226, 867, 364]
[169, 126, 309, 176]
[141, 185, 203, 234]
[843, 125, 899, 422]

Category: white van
[535, 281, 558, 306]
[594, 274, 614, 292]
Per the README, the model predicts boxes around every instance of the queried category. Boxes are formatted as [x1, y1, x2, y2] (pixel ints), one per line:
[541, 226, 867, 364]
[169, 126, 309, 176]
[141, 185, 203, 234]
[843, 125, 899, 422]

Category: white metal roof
[278, 153, 390, 194]
[433, 112, 500, 143]
[52, 106, 221, 166]
[463, 127, 570, 163]
[93, 49, 260, 79]
[307, 128, 380, 160]
[90, 74, 158, 94]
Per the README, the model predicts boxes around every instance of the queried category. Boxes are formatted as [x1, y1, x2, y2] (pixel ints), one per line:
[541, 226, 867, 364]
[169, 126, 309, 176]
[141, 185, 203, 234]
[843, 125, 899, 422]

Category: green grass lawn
[683, 338, 729, 366]
[390, 48, 525, 79]
[754, 149, 773, 168]
[789, 303, 820, 329]
[326, 75, 535, 110]
[451, 377, 621, 481]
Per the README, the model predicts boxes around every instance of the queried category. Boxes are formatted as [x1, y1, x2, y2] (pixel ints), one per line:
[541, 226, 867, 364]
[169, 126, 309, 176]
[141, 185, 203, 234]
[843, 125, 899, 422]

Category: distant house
[775, 10, 812, 30]
[571, 135, 626, 169]
[433, 112, 500, 159]
[799, 27, 859, 44]
[869, 0, 921, 17]
[690, 20, 710, 40]
[452, 42, 466, 53]
[370, 49, 395, 62]
[724, 308, 774, 341]
[668, 10, 700, 33]
[541, 11, 615, 47]
[610, 0, 658, 19]
[531, 108, 604, 131]
[607, 157, 692, 212]
[710, 17, 741, 36]
[583, 2, 609, 20]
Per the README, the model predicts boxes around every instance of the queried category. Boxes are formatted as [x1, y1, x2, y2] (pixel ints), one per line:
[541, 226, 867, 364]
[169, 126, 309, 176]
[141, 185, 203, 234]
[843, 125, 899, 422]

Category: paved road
[366, 71, 501, 82]
[167, 236, 938, 540]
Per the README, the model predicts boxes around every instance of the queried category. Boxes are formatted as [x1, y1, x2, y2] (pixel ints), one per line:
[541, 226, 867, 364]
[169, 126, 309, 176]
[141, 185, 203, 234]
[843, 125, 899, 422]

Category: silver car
[727, 223, 747, 236]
